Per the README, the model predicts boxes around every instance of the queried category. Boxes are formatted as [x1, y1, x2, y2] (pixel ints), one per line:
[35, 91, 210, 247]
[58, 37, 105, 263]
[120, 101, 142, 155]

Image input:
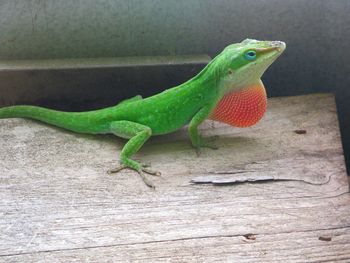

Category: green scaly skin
[0, 39, 285, 188]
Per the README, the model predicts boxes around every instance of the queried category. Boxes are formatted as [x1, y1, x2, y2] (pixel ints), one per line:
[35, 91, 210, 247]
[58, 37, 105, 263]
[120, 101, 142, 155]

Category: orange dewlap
[209, 83, 267, 127]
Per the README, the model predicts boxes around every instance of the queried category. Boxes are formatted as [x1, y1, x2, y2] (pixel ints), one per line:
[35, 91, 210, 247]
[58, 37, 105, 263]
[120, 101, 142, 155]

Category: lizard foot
[194, 136, 219, 156]
[107, 164, 161, 188]
[134, 159, 151, 168]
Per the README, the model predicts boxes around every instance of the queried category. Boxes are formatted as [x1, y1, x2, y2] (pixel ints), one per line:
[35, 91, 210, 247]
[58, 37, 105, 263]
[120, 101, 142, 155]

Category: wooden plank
[3, 225, 350, 263]
[0, 93, 349, 262]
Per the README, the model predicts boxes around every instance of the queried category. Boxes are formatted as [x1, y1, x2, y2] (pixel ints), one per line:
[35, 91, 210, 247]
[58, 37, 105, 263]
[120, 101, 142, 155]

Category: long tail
[0, 105, 95, 133]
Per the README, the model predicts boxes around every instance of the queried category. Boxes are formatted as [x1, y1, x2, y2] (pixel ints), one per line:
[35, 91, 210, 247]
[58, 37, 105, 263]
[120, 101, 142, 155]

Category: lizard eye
[244, 50, 256, 61]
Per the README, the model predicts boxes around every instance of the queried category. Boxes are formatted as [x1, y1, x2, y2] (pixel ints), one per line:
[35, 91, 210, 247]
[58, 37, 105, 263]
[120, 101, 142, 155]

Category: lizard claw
[136, 170, 156, 189]
[107, 165, 127, 174]
[107, 164, 160, 188]
[142, 168, 161, 176]
[193, 136, 219, 156]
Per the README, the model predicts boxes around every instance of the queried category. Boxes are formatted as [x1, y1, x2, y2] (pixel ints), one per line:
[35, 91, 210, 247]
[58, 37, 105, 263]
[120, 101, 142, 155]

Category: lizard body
[0, 39, 285, 187]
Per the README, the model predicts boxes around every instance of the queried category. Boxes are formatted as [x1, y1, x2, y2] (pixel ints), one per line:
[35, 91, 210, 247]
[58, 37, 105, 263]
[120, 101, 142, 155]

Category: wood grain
[0, 94, 349, 262]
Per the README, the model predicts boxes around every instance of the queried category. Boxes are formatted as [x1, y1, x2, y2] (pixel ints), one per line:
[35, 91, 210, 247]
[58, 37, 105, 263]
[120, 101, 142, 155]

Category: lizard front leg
[107, 120, 160, 188]
[189, 105, 219, 155]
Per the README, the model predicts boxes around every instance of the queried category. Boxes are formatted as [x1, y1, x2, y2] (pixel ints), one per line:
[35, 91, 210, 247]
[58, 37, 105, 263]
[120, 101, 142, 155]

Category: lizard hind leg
[107, 120, 160, 188]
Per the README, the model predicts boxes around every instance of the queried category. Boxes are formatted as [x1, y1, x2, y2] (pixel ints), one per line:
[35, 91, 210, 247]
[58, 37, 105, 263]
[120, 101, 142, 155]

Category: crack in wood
[2, 225, 350, 258]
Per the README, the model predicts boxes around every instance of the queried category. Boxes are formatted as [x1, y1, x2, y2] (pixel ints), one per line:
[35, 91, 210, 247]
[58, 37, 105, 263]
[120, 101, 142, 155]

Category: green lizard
[0, 39, 285, 188]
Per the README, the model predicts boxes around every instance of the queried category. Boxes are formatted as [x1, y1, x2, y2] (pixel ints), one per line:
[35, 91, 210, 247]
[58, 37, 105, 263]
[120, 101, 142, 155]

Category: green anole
[0, 39, 285, 188]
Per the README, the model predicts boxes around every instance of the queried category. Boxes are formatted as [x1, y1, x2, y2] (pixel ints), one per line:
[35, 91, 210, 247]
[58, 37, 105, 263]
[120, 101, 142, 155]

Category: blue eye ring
[244, 50, 257, 61]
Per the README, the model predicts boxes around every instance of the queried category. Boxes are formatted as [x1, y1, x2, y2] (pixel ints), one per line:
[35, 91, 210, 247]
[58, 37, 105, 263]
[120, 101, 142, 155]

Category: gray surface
[1, 94, 350, 261]
[0, 0, 349, 171]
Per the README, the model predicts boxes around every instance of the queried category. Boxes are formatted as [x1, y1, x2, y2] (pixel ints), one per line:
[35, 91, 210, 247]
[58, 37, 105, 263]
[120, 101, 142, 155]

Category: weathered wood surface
[0, 93, 349, 262]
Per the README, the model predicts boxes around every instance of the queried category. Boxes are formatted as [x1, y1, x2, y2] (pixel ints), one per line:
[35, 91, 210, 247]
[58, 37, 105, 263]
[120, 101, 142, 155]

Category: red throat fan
[209, 82, 267, 127]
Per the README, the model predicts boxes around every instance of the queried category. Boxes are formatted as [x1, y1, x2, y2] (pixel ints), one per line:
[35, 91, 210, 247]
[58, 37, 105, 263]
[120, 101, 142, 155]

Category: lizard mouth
[256, 41, 286, 55]
[270, 41, 286, 52]
[256, 41, 286, 70]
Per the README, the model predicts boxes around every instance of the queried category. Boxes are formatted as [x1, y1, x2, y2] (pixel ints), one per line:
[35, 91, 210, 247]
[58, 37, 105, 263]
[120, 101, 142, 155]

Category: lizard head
[215, 39, 286, 92]
[207, 39, 286, 127]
